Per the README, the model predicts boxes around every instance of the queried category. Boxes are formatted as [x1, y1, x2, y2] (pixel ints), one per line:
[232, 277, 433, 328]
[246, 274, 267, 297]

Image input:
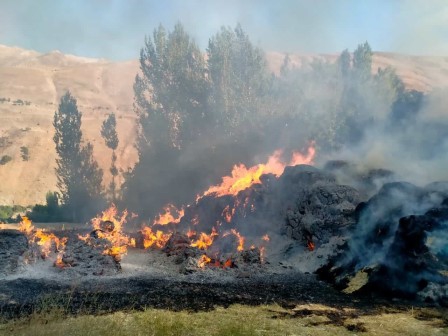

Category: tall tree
[53, 92, 104, 221]
[353, 41, 373, 80]
[101, 113, 119, 202]
[338, 49, 351, 77]
[207, 24, 270, 134]
[125, 23, 211, 218]
[135, 22, 210, 153]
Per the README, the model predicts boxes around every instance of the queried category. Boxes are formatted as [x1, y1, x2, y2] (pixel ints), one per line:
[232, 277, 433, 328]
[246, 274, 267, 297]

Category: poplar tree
[101, 113, 119, 201]
[53, 92, 103, 221]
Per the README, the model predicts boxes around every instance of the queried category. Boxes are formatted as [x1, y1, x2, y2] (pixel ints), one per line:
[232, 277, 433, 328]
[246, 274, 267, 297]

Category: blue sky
[0, 0, 447, 60]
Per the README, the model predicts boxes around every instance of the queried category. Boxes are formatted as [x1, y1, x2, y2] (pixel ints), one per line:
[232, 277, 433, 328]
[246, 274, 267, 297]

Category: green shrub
[0, 155, 12, 165]
[27, 192, 66, 222]
[20, 146, 29, 161]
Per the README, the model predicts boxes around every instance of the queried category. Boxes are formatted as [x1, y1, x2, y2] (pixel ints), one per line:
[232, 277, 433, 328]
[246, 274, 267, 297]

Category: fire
[197, 254, 211, 268]
[223, 229, 245, 252]
[307, 241, 315, 251]
[54, 253, 65, 268]
[191, 215, 199, 226]
[79, 205, 133, 260]
[18, 216, 34, 235]
[154, 204, 184, 225]
[260, 246, 266, 263]
[186, 228, 197, 238]
[140, 227, 172, 248]
[190, 228, 218, 250]
[221, 205, 235, 223]
[223, 259, 233, 268]
[35, 231, 66, 258]
[107, 245, 127, 259]
[202, 145, 315, 198]
[146, 144, 316, 265]
[19, 216, 66, 258]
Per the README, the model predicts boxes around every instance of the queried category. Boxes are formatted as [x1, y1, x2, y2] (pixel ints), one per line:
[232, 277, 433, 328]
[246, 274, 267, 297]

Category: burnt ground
[0, 268, 438, 322]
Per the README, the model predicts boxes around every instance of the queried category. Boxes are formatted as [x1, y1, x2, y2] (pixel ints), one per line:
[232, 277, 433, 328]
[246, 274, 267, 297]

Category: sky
[0, 0, 447, 60]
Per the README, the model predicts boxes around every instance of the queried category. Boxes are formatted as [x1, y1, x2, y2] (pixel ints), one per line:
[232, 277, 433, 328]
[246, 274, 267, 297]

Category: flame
[186, 228, 197, 238]
[221, 205, 235, 223]
[140, 227, 172, 249]
[79, 205, 133, 260]
[191, 215, 199, 226]
[147, 144, 316, 264]
[260, 246, 266, 263]
[18, 216, 34, 235]
[190, 228, 218, 250]
[54, 253, 65, 268]
[202, 145, 315, 198]
[197, 254, 211, 268]
[223, 259, 233, 268]
[223, 229, 244, 252]
[154, 204, 184, 225]
[34, 231, 66, 258]
[307, 241, 315, 251]
[19, 216, 67, 259]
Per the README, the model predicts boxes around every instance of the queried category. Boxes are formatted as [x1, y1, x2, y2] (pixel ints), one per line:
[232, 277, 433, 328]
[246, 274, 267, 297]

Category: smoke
[324, 88, 448, 187]
[2, 1, 448, 60]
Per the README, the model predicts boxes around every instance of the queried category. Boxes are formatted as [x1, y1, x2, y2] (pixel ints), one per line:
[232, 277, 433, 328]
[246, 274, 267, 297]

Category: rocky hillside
[0, 44, 447, 206]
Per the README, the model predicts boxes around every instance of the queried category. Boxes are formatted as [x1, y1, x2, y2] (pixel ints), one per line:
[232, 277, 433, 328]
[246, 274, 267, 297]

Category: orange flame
[191, 215, 199, 226]
[202, 145, 315, 198]
[223, 259, 233, 268]
[223, 229, 245, 252]
[54, 253, 66, 268]
[190, 228, 218, 250]
[260, 246, 266, 263]
[19, 216, 66, 258]
[79, 205, 133, 260]
[186, 228, 197, 238]
[34, 231, 66, 258]
[18, 216, 34, 235]
[307, 241, 315, 251]
[140, 227, 172, 249]
[262, 234, 270, 242]
[221, 205, 235, 223]
[197, 254, 211, 268]
[153, 204, 184, 225]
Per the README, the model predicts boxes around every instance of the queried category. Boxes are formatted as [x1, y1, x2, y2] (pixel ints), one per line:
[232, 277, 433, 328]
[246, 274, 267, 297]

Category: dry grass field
[1, 303, 447, 336]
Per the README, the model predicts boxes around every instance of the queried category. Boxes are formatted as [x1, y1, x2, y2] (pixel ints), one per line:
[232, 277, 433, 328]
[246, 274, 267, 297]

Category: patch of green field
[0, 304, 446, 336]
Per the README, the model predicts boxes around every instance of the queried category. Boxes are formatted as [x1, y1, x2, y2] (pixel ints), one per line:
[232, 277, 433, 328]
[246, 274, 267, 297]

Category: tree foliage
[135, 23, 209, 152]
[123, 25, 417, 221]
[101, 113, 119, 201]
[53, 92, 104, 221]
[101, 113, 118, 150]
[207, 24, 269, 133]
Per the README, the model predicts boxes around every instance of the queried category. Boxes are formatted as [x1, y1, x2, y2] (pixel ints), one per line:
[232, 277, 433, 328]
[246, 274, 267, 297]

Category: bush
[20, 146, 29, 161]
[27, 192, 66, 222]
[0, 155, 12, 165]
[0, 205, 26, 221]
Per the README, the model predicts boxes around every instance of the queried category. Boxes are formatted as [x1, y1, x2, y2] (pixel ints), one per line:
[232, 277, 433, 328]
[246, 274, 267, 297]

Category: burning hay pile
[0, 145, 447, 308]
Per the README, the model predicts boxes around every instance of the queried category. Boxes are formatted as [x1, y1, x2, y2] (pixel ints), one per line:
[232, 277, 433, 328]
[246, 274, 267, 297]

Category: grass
[0, 303, 447, 336]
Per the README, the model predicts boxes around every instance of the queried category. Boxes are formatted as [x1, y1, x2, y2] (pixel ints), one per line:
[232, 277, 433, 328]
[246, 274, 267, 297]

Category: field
[2, 303, 447, 336]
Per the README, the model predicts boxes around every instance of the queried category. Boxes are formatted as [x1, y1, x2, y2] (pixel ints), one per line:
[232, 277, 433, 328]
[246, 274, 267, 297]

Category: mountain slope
[0, 44, 447, 205]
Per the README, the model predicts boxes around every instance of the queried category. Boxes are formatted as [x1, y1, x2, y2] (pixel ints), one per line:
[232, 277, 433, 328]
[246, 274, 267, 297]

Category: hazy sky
[1, 0, 447, 60]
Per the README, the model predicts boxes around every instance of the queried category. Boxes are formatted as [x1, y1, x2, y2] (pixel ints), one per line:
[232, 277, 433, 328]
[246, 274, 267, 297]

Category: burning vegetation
[1, 20, 448, 326]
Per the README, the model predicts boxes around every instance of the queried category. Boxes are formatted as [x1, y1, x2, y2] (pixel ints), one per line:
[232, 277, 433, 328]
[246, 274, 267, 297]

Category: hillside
[1, 44, 448, 206]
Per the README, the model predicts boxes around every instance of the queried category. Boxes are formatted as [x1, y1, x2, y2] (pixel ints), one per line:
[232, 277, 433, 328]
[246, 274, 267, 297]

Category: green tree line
[23, 23, 436, 223]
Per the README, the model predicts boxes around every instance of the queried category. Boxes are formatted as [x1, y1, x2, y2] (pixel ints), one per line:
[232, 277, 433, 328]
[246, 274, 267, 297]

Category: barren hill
[1, 44, 447, 206]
